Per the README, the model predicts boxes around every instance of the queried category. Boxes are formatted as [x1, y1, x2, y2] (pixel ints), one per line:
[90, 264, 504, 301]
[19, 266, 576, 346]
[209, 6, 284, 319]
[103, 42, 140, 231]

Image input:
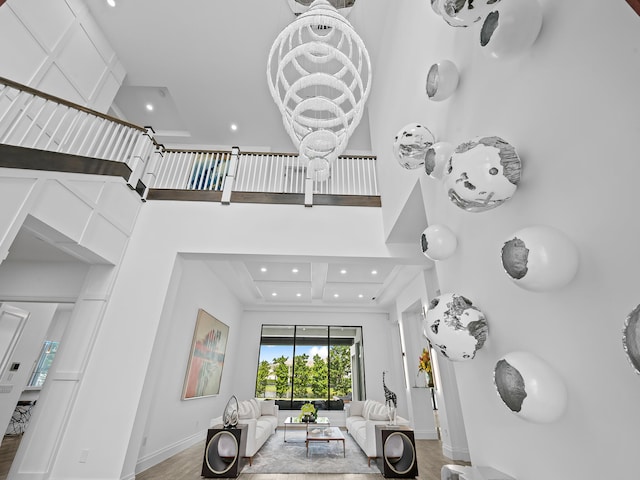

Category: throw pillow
[362, 399, 374, 420]
[260, 399, 276, 416]
[249, 398, 261, 419]
[238, 400, 253, 419]
[369, 403, 390, 421]
[348, 401, 364, 417]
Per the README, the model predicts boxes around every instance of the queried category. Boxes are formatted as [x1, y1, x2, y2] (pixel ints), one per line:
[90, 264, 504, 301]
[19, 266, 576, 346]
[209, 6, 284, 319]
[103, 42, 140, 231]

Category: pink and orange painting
[182, 309, 229, 399]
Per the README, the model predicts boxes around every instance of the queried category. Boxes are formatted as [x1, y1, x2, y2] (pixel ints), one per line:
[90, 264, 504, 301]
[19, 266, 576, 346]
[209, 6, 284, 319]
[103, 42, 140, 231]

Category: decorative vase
[422, 293, 488, 362]
[426, 60, 459, 102]
[493, 351, 567, 423]
[479, 0, 543, 59]
[393, 123, 436, 170]
[425, 372, 434, 388]
[501, 225, 579, 291]
[420, 224, 458, 261]
[443, 136, 521, 212]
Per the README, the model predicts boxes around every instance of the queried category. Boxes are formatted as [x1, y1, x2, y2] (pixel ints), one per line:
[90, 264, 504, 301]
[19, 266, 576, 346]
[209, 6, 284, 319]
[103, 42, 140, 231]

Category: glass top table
[306, 426, 345, 457]
[283, 416, 330, 442]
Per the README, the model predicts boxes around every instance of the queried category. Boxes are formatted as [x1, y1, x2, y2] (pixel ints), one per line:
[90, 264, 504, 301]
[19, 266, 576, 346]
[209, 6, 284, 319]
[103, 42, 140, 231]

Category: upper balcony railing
[0, 77, 379, 207]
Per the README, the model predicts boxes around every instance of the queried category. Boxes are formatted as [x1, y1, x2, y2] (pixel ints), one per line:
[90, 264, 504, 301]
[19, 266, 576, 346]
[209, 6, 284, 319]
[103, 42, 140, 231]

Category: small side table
[375, 424, 418, 478]
[201, 424, 247, 478]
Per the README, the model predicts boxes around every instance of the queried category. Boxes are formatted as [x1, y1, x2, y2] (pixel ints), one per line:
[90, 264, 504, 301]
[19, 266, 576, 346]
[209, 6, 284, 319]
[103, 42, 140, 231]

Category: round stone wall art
[443, 136, 521, 212]
[426, 60, 460, 102]
[494, 351, 567, 423]
[622, 304, 640, 375]
[421, 225, 458, 261]
[424, 142, 455, 179]
[393, 123, 436, 170]
[501, 225, 579, 292]
[422, 293, 488, 361]
[439, 0, 502, 27]
[480, 0, 543, 59]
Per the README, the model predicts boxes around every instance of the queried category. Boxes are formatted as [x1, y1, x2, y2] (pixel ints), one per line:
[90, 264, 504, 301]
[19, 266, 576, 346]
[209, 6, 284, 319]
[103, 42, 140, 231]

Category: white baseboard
[413, 428, 439, 440]
[120, 474, 135, 480]
[442, 442, 471, 462]
[135, 430, 206, 475]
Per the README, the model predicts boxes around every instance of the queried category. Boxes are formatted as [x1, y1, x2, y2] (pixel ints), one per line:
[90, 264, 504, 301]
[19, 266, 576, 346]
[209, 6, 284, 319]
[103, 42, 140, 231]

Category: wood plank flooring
[0, 433, 470, 480]
[136, 435, 470, 480]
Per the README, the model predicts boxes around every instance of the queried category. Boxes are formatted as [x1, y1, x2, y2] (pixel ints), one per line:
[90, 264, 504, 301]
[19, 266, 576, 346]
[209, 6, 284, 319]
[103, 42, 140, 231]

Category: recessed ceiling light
[106, 0, 116, 6]
[358, 294, 364, 298]
[334, 293, 339, 298]
[296, 293, 302, 297]
[371, 269, 378, 275]
[230, 123, 238, 131]
[260, 267, 267, 272]
[271, 292, 277, 297]
[145, 103, 154, 111]
[340, 269, 347, 274]
[292, 268, 299, 273]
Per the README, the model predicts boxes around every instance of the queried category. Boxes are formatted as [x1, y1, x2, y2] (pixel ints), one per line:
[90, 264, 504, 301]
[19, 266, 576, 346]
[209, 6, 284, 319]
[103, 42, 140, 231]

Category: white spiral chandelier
[267, 0, 371, 177]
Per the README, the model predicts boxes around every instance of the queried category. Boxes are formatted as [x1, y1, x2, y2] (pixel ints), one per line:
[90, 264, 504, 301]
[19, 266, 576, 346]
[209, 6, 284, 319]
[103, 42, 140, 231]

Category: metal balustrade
[0, 77, 379, 205]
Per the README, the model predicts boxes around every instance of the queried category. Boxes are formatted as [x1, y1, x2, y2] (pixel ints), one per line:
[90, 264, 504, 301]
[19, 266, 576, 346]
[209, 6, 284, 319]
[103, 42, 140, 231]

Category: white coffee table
[283, 416, 330, 442]
[306, 426, 345, 457]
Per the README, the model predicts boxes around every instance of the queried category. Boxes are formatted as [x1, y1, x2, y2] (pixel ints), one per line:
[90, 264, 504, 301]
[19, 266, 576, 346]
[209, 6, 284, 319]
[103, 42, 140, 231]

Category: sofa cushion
[238, 400, 254, 419]
[259, 399, 276, 416]
[362, 399, 375, 420]
[249, 398, 261, 419]
[348, 401, 364, 417]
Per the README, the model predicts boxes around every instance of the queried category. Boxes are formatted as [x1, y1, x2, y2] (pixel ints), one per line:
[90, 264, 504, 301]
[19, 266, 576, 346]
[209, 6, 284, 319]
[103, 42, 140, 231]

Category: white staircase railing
[0, 76, 379, 205]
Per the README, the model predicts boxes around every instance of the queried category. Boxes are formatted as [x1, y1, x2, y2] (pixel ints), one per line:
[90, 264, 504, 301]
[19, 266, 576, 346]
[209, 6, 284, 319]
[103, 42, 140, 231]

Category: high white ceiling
[85, 0, 387, 152]
[5, 1, 428, 312]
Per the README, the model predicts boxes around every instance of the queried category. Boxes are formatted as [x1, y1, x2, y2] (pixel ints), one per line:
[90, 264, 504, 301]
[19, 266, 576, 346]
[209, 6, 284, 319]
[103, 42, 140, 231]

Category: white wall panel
[0, 7, 47, 84]
[38, 63, 84, 105]
[1, 0, 125, 112]
[30, 180, 93, 243]
[56, 25, 106, 101]
[10, 0, 75, 51]
[80, 213, 128, 265]
[96, 182, 141, 235]
[65, 179, 105, 205]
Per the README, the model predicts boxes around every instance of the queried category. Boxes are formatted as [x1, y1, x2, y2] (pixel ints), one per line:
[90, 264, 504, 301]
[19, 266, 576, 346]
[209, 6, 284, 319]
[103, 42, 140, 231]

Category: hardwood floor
[0, 432, 470, 480]
[136, 435, 470, 480]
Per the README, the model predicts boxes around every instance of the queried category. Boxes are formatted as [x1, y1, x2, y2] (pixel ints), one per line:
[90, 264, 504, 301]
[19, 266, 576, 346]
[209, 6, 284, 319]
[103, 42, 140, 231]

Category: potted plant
[299, 402, 317, 423]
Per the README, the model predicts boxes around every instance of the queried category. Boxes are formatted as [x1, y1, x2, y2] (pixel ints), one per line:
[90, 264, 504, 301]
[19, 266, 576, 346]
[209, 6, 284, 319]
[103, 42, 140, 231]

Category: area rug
[244, 428, 381, 474]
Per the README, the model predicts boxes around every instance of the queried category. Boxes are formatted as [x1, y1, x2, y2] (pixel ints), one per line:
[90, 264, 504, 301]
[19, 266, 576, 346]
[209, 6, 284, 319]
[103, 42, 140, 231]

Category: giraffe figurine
[382, 371, 397, 409]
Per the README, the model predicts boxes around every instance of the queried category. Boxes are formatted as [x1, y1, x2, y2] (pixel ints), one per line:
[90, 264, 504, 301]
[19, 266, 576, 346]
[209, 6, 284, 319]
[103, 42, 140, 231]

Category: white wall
[133, 257, 244, 474]
[0, 0, 125, 111]
[367, 0, 640, 478]
[44, 199, 418, 480]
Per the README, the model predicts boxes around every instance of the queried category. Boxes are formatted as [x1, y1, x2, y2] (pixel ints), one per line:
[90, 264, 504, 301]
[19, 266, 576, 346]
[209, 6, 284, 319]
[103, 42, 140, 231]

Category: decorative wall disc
[623, 304, 640, 375]
[424, 141, 454, 179]
[480, 0, 543, 59]
[422, 293, 488, 361]
[393, 123, 436, 170]
[426, 60, 459, 101]
[501, 225, 579, 291]
[443, 136, 521, 212]
[420, 224, 458, 261]
[494, 351, 567, 423]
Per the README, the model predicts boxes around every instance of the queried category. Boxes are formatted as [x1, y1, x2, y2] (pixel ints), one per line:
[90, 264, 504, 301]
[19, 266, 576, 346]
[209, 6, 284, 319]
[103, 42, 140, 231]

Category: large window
[255, 325, 365, 410]
[28, 340, 59, 388]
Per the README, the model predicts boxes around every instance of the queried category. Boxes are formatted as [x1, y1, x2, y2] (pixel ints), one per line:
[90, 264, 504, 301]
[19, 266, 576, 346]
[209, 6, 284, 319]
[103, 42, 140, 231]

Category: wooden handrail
[0, 76, 146, 133]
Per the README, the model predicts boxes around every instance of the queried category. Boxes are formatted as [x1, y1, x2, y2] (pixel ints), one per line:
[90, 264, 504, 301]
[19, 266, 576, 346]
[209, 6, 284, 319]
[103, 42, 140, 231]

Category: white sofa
[211, 398, 278, 465]
[344, 399, 410, 465]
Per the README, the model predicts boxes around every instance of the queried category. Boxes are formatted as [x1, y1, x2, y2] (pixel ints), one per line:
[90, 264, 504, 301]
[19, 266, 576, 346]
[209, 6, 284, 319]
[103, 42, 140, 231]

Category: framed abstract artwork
[182, 309, 229, 399]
